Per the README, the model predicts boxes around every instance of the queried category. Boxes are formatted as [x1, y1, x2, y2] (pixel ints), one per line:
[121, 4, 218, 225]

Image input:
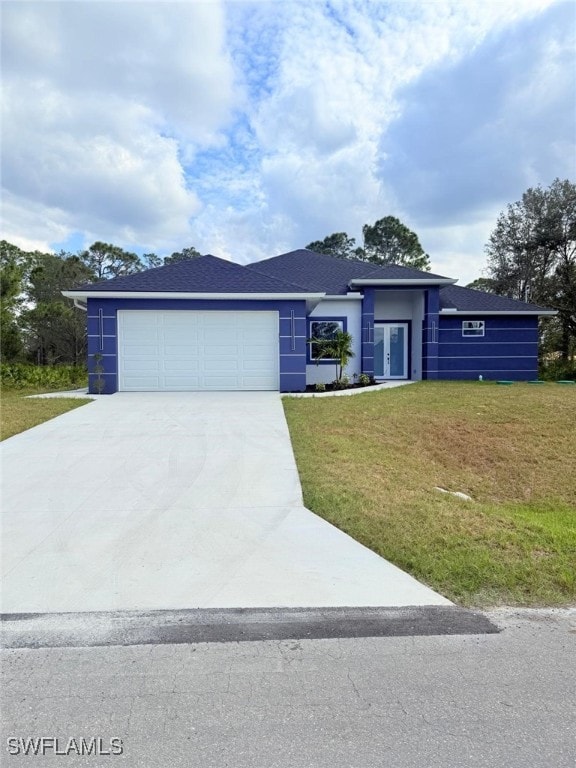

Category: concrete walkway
[1, 392, 450, 613]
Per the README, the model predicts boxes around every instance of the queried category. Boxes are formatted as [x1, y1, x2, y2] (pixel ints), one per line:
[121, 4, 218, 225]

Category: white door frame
[374, 322, 409, 379]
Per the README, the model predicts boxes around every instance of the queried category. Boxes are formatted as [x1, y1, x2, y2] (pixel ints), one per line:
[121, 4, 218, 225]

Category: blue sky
[1, 0, 574, 283]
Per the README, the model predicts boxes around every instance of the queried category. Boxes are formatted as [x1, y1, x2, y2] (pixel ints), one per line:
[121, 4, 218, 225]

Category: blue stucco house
[63, 249, 556, 394]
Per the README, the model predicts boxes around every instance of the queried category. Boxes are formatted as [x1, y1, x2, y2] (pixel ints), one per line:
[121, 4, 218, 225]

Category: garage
[118, 310, 279, 391]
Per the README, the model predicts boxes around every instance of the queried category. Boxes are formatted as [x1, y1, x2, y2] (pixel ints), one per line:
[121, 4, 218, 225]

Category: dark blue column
[422, 288, 439, 380]
[361, 288, 375, 377]
[87, 299, 118, 394]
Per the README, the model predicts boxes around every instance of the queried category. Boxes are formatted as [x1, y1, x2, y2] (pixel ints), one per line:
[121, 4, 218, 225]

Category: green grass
[1, 388, 92, 441]
[283, 382, 576, 607]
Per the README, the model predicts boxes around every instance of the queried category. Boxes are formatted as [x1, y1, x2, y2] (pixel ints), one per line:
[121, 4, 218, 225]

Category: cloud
[0, 0, 570, 286]
[0, 0, 235, 252]
[193, 0, 563, 275]
[378, 1, 576, 224]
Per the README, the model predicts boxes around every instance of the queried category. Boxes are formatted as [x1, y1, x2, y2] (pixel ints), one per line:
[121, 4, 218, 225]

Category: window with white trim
[309, 320, 343, 360]
[462, 320, 485, 337]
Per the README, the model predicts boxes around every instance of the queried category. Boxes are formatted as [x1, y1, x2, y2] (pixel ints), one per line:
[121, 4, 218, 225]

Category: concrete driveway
[1, 392, 450, 613]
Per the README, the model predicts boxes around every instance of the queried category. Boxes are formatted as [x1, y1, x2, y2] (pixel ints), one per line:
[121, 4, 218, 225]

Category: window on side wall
[309, 320, 343, 360]
[462, 320, 485, 337]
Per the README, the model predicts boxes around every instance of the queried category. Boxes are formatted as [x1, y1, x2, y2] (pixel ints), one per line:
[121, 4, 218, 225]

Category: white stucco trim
[439, 309, 557, 316]
[349, 278, 457, 287]
[320, 294, 363, 300]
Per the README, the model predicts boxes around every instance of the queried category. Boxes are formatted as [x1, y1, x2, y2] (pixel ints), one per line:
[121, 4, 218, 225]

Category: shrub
[0, 363, 88, 390]
[314, 382, 326, 392]
[357, 373, 371, 386]
[308, 330, 355, 383]
[539, 359, 576, 381]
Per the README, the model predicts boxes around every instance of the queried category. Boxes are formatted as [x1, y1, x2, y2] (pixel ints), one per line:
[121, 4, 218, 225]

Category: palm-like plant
[310, 330, 355, 383]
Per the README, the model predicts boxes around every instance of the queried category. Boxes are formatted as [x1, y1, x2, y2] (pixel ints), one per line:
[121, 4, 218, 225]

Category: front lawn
[1, 389, 93, 441]
[283, 382, 576, 606]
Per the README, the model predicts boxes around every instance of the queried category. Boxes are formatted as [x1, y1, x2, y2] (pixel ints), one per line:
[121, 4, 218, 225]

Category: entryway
[374, 322, 409, 379]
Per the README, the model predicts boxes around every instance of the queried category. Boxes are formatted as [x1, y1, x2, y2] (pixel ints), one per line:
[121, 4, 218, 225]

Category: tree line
[307, 181, 575, 370]
[471, 178, 575, 365]
[0, 242, 202, 365]
[1, 179, 574, 372]
[306, 215, 431, 270]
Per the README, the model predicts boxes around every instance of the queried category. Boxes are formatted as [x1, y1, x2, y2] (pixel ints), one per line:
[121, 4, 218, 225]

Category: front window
[462, 320, 485, 337]
[309, 320, 343, 360]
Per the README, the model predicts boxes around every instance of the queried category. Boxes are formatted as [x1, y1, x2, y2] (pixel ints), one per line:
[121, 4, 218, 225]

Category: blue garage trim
[307, 316, 348, 364]
[438, 315, 539, 380]
[86, 298, 308, 394]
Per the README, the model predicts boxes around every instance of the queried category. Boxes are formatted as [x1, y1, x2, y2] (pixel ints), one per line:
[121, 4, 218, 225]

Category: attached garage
[118, 310, 279, 391]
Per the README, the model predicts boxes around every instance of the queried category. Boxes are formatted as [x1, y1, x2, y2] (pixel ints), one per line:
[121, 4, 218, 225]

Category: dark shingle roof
[246, 249, 451, 294]
[75, 255, 314, 294]
[439, 284, 552, 313]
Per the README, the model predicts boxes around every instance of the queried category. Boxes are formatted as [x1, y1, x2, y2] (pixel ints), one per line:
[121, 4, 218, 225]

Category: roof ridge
[244, 260, 319, 291]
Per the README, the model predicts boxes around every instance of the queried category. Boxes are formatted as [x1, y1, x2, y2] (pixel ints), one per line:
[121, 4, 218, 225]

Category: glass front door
[374, 323, 409, 379]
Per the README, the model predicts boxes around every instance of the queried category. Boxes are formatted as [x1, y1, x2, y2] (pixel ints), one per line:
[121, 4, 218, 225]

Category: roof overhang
[349, 278, 457, 287]
[319, 293, 363, 301]
[62, 290, 325, 301]
[439, 309, 557, 316]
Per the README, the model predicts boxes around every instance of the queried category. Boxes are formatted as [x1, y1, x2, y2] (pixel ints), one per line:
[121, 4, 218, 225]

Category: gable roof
[70, 254, 316, 295]
[439, 284, 554, 314]
[247, 249, 453, 295]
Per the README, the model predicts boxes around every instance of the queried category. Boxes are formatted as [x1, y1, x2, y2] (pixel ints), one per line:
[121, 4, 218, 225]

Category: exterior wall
[374, 290, 424, 380]
[438, 315, 539, 380]
[86, 298, 308, 393]
[306, 299, 362, 385]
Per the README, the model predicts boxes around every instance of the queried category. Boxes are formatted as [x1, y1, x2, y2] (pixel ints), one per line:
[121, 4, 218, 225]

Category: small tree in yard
[310, 330, 355, 384]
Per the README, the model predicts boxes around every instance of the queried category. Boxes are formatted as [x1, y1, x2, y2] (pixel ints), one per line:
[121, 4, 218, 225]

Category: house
[63, 249, 556, 394]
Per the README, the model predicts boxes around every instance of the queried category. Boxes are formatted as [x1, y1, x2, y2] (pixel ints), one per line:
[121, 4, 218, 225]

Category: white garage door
[118, 310, 279, 391]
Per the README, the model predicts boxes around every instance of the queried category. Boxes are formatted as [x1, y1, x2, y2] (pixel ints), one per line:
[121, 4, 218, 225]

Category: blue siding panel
[279, 317, 307, 338]
[439, 343, 538, 358]
[279, 336, 307, 355]
[279, 353, 308, 374]
[280, 371, 307, 392]
[440, 357, 536, 372]
[87, 316, 117, 336]
[438, 315, 539, 380]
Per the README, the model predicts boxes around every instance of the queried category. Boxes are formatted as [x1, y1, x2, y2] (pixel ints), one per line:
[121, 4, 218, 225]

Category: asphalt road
[1, 608, 575, 768]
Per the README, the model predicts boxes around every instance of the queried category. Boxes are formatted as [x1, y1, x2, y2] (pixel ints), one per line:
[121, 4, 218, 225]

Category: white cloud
[1, 0, 571, 284]
[0, 0, 235, 252]
[194, 0, 564, 274]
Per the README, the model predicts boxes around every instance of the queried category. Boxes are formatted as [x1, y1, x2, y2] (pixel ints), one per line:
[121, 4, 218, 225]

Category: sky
[1, 0, 575, 285]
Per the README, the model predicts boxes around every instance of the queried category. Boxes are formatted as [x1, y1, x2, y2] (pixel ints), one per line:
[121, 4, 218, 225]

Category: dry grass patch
[283, 382, 576, 606]
[1, 388, 92, 441]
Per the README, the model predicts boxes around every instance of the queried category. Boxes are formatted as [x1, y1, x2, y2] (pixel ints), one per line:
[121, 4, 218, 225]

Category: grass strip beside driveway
[1, 388, 92, 441]
[283, 382, 576, 607]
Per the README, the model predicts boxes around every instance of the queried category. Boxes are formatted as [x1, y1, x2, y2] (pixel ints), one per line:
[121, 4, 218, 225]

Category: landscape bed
[283, 381, 576, 607]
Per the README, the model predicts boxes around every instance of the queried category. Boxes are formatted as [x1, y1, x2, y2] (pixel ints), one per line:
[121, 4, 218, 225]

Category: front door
[374, 323, 409, 379]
